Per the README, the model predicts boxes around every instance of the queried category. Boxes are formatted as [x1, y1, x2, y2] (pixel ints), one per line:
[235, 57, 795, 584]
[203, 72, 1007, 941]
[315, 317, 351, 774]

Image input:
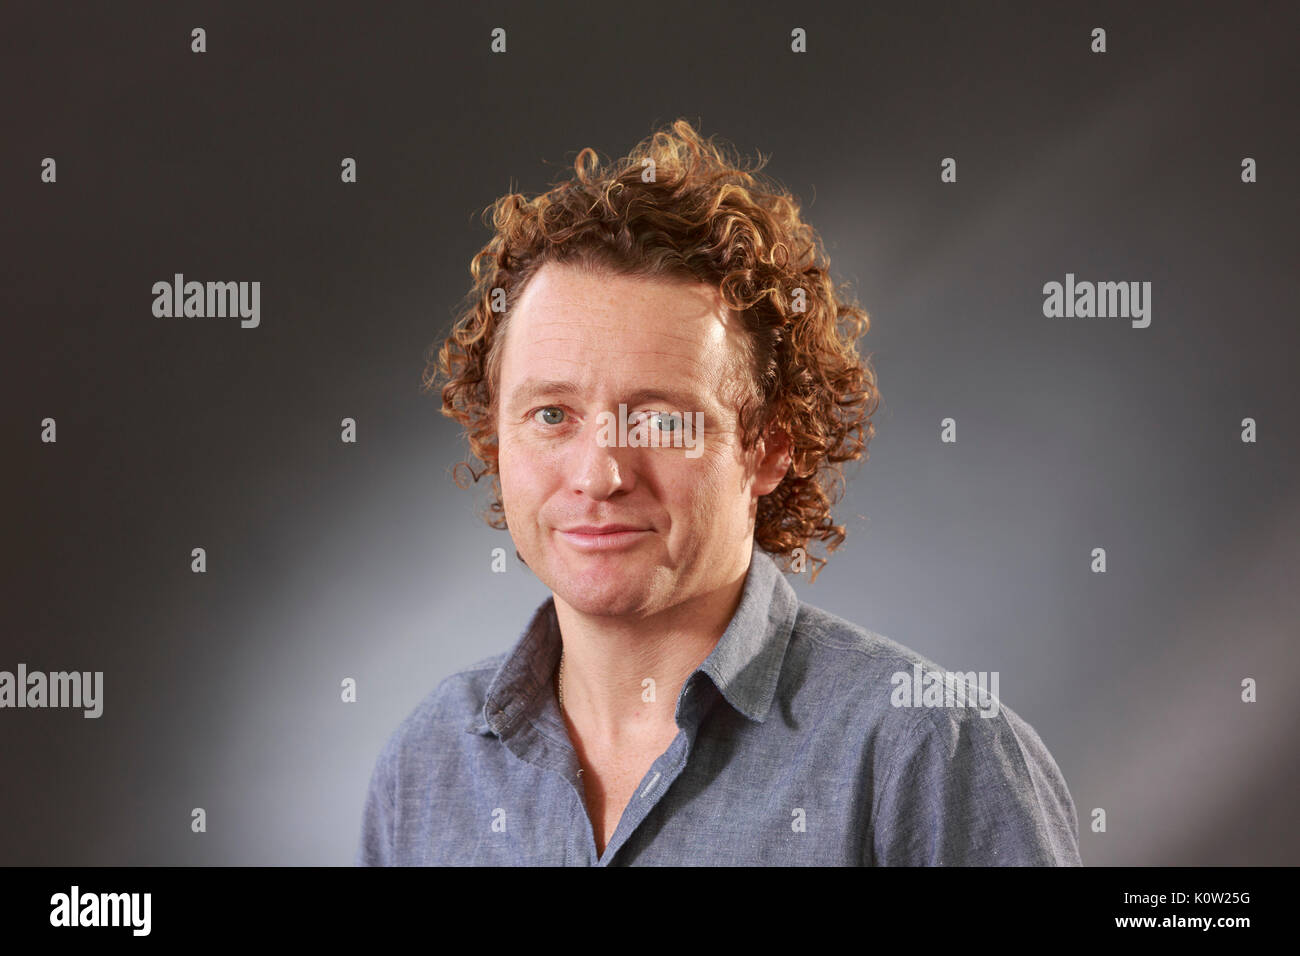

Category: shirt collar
[695, 541, 799, 722]
[468, 541, 800, 736]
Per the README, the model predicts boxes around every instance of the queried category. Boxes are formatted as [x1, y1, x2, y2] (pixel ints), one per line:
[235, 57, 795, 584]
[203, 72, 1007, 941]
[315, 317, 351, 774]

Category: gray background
[2, 0, 1297, 865]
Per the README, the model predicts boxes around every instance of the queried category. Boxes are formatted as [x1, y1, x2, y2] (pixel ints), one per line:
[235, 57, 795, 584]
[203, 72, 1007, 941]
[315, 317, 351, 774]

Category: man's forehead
[504, 339, 722, 411]
[509, 264, 730, 338]
[500, 263, 744, 386]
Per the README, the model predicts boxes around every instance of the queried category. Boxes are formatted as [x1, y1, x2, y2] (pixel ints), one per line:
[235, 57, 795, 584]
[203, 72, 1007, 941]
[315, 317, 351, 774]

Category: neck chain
[557, 647, 567, 713]
[557, 648, 582, 778]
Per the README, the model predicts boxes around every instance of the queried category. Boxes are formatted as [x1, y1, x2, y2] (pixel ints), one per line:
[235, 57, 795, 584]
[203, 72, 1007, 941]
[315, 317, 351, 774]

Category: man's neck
[552, 559, 751, 749]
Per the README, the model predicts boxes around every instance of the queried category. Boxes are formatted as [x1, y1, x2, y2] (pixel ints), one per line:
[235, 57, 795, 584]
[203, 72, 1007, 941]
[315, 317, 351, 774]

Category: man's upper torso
[356, 543, 1082, 865]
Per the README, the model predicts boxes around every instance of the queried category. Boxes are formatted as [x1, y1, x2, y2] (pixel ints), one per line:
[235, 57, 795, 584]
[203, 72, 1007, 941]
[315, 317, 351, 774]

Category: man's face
[495, 261, 786, 620]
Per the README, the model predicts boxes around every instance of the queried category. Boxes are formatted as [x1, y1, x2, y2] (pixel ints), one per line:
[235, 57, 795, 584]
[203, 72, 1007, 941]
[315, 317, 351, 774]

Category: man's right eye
[533, 407, 566, 425]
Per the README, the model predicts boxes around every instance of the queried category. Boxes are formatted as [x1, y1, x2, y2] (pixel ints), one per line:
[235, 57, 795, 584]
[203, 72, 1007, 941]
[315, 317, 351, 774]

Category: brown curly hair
[421, 118, 880, 580]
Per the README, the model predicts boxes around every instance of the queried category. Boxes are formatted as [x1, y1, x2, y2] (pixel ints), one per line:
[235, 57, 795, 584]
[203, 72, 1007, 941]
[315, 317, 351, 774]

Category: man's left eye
[645, 411, 682, 432]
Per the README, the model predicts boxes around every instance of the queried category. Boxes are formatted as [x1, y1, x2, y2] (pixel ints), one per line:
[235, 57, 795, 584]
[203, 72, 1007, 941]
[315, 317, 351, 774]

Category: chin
[558, 590, 651, 618]
[546, 553, 667, 617]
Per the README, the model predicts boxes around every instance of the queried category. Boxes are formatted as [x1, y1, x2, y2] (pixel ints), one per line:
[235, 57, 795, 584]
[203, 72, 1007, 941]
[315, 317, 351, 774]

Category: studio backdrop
[2, 0, 1297, 865]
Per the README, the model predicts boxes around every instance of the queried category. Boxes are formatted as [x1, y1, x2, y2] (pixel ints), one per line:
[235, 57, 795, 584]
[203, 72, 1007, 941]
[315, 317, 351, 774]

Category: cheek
[498, 438, 556, 502]
[496, 439, 525, 504]
[662, 450, 742, 516]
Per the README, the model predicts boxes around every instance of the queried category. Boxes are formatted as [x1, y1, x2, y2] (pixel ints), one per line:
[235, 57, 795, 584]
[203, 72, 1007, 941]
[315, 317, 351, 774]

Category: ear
[753, 426, 792, 497]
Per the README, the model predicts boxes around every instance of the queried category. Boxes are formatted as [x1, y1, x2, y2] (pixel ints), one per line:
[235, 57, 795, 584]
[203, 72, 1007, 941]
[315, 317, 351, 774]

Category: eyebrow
[506, 378, 709, 411]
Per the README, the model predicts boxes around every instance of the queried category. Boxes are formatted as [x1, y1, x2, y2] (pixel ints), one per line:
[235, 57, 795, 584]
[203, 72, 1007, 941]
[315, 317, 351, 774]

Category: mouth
[556, 525, 652, 552]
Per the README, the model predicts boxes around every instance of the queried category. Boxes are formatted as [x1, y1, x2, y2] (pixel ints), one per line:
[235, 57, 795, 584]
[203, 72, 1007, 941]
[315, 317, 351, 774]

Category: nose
[569, 414, 633, 500]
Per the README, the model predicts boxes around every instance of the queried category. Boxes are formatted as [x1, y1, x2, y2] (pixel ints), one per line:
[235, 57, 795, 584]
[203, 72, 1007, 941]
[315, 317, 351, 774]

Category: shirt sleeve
[870, 705, 1082, 866]
[355, 743, 398, 866]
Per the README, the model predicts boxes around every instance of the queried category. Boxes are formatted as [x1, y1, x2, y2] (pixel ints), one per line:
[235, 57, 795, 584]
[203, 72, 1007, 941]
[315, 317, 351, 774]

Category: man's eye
[533, 407, 566, 426]
[647, 411, 682, 432]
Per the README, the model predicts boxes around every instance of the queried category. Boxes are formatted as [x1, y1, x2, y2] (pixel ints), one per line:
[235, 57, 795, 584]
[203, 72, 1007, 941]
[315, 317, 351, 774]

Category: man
[357, 120, 1081, 865]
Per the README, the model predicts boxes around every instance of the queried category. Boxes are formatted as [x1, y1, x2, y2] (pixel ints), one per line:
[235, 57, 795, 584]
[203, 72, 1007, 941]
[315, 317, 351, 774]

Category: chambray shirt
[356, 543, 1082, 866]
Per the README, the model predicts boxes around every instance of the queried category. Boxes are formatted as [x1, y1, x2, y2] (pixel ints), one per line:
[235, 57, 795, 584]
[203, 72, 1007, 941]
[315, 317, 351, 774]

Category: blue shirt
[356, 543, 1082, 865]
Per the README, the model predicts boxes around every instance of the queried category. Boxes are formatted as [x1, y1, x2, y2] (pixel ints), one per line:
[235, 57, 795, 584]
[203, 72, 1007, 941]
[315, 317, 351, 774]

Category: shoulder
[872, 697, 1082, 864]
[787, 599, 1037, 738]
[355, 652, 507, 865]
[790, 599, 942, 672]
[792, 601, 1068, 780]
[783, 599, 948, 731]
[372, 652, 505, 772]
[785, 598, 1080, 863]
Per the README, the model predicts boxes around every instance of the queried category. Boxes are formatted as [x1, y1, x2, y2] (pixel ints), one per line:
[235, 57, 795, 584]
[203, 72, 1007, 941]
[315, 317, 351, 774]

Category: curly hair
[421, 118, 880, 580]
